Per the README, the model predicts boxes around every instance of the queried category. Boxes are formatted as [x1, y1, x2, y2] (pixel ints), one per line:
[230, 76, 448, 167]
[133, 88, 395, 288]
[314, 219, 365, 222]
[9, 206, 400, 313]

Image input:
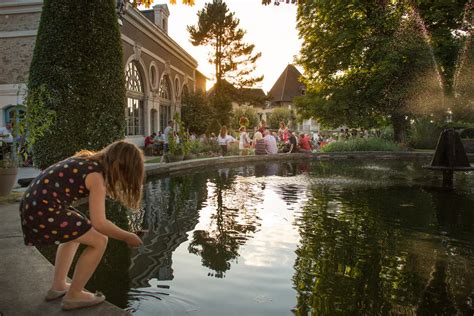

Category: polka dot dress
[19, 157, 103, 246]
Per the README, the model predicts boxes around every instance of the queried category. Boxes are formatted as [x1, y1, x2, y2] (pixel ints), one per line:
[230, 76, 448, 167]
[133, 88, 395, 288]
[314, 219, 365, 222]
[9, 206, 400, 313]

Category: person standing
[239, 126, 251, 156]
[217, 126, 234, 156]
[278, 121, 289, 143]
[160, 120, 173, 163]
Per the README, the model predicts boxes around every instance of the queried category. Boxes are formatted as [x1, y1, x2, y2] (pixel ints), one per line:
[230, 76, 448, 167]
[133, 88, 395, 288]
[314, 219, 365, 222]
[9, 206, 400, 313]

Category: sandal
[61, 291, 106, 311]
[45, 289, 67, 301]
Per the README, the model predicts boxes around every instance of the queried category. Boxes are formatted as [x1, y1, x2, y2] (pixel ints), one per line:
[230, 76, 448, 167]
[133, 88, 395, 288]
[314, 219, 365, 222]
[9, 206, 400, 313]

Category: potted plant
[167, 132, 184, 162]
[0, 86, 56, 195]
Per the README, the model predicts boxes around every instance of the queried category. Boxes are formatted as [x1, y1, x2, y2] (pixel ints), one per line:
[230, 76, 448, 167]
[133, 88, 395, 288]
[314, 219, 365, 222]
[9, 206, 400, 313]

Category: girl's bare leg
[51, 242, 80, 291]
[63, 228, 108, 300]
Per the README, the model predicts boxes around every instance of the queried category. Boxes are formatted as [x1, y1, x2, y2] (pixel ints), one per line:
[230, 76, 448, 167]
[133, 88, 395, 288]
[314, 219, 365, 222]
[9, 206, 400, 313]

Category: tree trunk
[391, 114, 408, 144]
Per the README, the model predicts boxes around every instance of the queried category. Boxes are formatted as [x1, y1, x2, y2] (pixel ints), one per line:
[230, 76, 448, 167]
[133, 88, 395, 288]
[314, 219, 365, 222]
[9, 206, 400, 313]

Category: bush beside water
[321, 138, 400, 152]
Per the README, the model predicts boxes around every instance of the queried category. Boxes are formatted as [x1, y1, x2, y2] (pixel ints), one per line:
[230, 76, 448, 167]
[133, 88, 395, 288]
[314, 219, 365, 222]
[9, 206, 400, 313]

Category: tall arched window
[125, 61, 144, 136]
[159, 75, 172, 131]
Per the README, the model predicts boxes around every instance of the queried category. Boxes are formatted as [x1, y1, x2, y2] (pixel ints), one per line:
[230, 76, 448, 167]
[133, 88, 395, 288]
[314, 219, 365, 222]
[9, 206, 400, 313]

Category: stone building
[0, 0, 206, 146]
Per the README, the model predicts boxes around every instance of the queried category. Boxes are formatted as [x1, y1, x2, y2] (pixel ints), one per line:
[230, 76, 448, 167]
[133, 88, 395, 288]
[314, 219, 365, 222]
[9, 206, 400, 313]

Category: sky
[146, 0, 302, 92]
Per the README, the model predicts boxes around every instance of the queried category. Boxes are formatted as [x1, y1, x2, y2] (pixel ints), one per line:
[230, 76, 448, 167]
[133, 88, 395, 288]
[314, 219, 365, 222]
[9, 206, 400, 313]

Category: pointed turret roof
[268, 64, 306, 103]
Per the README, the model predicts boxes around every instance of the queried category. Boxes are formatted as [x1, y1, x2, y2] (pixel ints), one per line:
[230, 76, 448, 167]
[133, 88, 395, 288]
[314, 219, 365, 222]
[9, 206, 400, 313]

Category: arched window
[125, 62, 144, 136]
[159, 75, 172, 132]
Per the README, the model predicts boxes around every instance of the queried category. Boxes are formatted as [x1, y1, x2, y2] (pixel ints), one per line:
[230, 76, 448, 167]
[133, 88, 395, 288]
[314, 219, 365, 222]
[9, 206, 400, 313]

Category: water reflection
[291, 163, 474, 315]
[122, 160, 474, 315]
[129, 173, 207, 287]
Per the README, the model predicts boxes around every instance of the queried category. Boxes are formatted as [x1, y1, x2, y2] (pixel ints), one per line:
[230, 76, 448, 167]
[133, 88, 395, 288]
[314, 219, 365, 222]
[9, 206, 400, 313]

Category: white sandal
[61, 291, 106, 310]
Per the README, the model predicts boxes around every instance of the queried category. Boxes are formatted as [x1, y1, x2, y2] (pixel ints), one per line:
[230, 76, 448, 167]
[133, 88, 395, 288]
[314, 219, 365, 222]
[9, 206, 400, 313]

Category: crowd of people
[143, 120, 335, 158]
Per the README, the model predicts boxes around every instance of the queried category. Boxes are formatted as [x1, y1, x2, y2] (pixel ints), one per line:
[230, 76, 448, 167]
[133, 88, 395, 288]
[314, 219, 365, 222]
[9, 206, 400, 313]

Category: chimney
[153, 4, 170, 34]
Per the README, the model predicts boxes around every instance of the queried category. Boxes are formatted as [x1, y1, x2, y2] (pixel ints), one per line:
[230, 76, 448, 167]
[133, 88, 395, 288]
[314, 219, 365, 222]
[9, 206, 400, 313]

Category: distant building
[0, 1, 206, 146]
[267, 64, 319, 132]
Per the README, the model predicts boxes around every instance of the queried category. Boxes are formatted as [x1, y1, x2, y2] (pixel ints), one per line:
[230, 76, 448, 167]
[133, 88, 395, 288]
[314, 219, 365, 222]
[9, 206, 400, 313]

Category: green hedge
[28, 0, 125, 169]
[321, 138, 400, 152]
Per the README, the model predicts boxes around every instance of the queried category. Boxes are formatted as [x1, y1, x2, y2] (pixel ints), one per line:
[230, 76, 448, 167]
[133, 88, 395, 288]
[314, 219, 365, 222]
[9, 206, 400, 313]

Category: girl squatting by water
[19, 140, 144, 310]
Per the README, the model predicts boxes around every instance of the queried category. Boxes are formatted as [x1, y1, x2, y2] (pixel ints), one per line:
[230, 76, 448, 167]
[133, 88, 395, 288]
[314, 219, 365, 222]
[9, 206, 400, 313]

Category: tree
[231, 106, 259, 130]
[295, 1, 447, 143]
[209, 93, 232, 128]
[267, 107, 294, 129]
[181, 92, 212, 134]
[28, 0, 125, 169]
[187, 0, 263, 93]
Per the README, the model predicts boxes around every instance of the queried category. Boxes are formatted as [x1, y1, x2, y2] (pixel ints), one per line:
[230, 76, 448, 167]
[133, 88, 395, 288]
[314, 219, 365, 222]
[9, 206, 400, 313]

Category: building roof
[268, 64, 306, 103]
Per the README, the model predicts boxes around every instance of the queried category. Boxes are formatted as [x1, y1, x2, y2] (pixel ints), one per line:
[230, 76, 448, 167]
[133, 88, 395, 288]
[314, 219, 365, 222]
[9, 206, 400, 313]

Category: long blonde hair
[220, 126, 227, 138]
[74, 140, 144, 210]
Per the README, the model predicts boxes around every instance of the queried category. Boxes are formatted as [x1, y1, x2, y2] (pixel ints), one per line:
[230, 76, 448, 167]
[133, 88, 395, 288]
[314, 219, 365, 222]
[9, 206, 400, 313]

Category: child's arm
[86, 172, 142, 247]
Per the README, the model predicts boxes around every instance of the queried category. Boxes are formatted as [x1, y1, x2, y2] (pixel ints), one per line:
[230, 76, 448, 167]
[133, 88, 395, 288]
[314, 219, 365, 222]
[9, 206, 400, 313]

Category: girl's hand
[125, 232, 143, 247]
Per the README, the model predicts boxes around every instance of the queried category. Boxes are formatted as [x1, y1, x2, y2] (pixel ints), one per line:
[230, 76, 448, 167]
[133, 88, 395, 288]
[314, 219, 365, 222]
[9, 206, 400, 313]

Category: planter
[462, 139, 474, 153]
[0, 167, 19, 196]
[166, 154, 184, 163]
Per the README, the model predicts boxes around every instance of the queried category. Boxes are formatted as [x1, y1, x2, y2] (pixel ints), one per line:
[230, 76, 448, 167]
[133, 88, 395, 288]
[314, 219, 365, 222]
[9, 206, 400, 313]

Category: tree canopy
[295, 1, 471, 142]
[187, 0, 263, 92]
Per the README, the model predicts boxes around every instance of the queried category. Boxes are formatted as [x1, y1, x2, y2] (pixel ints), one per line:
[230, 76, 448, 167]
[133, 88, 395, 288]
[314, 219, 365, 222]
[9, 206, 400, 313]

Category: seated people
[263, 130, 278, 154]
[284, 130, 298, 153]
[299, 133, 312, 152]
[144, 132, 156, 148]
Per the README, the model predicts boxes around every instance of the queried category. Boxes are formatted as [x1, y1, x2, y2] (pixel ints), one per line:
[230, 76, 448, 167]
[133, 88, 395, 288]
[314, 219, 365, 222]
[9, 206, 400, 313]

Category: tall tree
[28, 0, 125, 169]
[187, 0, 263, 92]
[295, 1, 446, 143]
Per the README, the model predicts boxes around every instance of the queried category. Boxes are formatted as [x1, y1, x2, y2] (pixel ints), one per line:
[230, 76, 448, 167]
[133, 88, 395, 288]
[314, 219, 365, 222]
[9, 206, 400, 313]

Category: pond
[65, 160, 474, 315]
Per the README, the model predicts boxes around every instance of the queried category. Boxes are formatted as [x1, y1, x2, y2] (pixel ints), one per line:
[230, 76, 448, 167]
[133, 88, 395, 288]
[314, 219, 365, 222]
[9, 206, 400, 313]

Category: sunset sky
[147, 0, 302, 92]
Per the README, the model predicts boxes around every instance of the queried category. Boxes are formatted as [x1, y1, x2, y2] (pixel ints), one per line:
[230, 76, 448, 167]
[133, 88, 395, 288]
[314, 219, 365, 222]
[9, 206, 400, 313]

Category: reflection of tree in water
[128, 173, 208, 288]
[292, 184, 474, 315]
[188, 168, 263, 278]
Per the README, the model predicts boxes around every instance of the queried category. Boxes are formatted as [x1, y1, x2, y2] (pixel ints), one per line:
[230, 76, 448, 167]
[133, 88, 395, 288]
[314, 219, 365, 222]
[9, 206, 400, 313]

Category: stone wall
[0, 36, 36, 84]
[0, 12, 40, 32]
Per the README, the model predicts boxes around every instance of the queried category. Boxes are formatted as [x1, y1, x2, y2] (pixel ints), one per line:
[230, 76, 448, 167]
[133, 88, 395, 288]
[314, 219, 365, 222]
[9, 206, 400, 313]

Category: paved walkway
[0, 202, 129, 316]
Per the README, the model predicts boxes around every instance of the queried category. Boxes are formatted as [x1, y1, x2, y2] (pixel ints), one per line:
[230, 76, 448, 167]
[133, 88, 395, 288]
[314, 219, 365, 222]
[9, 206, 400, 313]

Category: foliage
[407, 118, 442, 149]
[413, 0, 471, 95]
[209, 93, 232, 127]
[460, 128, 474, 139]
[20, 86, 56, 156]
[28, 0, 125, 169]
[187, 0, 263, 92]
[267, 107, 293, 129]
[321, 138, 400, 152]
[295, 1, 469, 143]
[181, 92, 212, 135]
[167, 131, 181, 156]
[231, 106, 259, 130]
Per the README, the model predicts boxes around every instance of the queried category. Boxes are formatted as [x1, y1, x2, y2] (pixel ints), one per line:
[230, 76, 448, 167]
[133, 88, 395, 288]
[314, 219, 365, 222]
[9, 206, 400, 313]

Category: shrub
[407, 119, 442, 149]
[182, 92, 212, 135]
[321, 138, 399, 152]
[231, 106, 259, 130]
[267, 107, 294, 129]
[28, 0, 125, 169]
[460, 128, 474, 139]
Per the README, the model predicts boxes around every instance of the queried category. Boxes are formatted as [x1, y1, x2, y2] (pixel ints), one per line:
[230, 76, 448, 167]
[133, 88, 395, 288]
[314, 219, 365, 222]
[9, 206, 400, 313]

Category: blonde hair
[74, 140, 144, 210]
[220, 126, 227, 138]
[254, 131, 263, 141]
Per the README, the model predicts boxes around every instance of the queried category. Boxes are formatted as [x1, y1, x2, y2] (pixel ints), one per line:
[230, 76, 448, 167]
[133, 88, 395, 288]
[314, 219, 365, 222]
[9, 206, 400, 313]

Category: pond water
[92, 160, 474, 315]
